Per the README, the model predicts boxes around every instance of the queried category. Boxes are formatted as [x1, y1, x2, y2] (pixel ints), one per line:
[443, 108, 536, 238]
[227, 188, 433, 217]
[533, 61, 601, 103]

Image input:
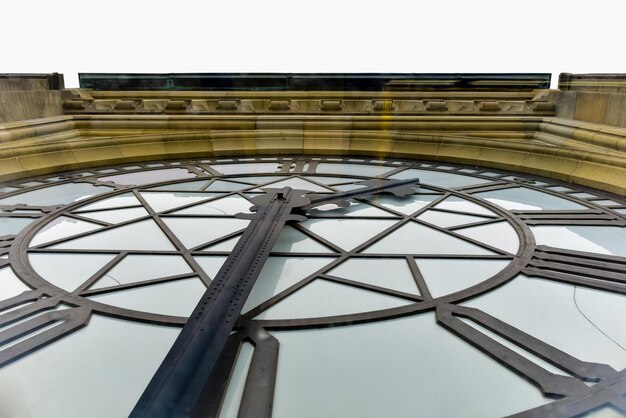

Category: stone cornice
[559, 73, 626, 94]
[61, 89, 556, 116]
[1, 113, 625, 195]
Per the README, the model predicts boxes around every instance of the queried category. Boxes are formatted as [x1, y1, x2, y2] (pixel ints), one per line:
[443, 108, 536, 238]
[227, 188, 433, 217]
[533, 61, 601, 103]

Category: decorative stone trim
[60, 92, 556, 116]
[1, 114, 625, 194]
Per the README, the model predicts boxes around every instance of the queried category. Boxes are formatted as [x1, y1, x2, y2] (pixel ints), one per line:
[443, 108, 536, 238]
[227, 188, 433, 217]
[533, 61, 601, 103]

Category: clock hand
[132, 178, 419, 418]
[299, 177, 420, 212]
[132, 186, 310, 418]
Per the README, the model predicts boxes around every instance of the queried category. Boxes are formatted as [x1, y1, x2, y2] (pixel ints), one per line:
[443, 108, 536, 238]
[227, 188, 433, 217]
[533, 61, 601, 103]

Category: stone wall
[0, 73, 64, 91]
[1, 73, 625, 194]
[0, 74, 64, 123]
[0, 91, 63, 123]
[557, 73, 626, 128]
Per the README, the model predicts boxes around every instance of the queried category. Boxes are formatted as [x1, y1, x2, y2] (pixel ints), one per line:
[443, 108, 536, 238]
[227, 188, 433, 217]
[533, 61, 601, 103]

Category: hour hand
[300, 177, 420, 212]
[352, 178, 419, 197]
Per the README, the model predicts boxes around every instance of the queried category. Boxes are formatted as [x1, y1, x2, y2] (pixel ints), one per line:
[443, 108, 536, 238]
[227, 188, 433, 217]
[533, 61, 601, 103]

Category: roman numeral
[0, 290, 91, 367]
[514, 210, 625, 226]
[436, 304, 625, 416]
[523, 246, 626, 294]
[0, 236, 12, 269]
[277, 159, 318, 174]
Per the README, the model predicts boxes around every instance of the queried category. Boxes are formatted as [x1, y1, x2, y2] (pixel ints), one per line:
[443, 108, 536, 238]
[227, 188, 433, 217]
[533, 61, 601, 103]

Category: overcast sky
[3, 0, 625, 88]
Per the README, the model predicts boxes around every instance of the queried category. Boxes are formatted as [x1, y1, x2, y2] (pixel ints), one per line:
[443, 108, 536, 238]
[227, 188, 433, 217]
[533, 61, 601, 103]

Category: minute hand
[131, 177, 419, 417]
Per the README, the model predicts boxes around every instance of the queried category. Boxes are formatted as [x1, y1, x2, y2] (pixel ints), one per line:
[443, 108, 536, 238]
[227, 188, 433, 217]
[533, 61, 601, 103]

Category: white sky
[3, 0, 625, 88]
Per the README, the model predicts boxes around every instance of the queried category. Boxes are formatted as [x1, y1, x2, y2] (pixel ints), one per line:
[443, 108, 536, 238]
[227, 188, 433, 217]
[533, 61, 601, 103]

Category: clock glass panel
[0, 157, 625, 418]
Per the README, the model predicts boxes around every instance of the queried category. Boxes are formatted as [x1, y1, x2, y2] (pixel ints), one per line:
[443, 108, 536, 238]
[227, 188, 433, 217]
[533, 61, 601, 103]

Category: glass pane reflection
[99, 168, 196, 186]
[0, 268, 30, 301]
[91, 254, 192, 289]
[218, 342, 254, 418]
[257, 279, 412, 320]
[89, 277, 206, 317]
[0, 315, 180, 418]
[416, 258, 509, 297]
[328, 258, 419, 295]
[464, 275, 626, 370]
[531, 225, 626, 256]
[475, 187, 586, 210]
[272, 313, 548, 418]
[29, 253, 116, 291]
[0, 183, 113, 206]
[243, 257, 336, 313]
[391, 168, 490, 188]
[0, 217, 35, 236]
[30, 216, 102, 246]
[364, 222, 494, 255]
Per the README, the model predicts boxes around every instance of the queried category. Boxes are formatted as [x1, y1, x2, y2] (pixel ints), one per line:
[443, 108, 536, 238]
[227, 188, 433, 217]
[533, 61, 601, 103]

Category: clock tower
[0, 73, 625, 418]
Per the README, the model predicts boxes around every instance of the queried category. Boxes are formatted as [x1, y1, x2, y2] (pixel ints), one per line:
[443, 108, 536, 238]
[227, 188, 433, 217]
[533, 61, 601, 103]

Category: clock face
[0, 157, 625, 418]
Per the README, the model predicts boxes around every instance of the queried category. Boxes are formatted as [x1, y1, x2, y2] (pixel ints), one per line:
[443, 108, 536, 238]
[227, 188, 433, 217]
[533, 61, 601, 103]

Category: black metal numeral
[523, 246, 626, 294]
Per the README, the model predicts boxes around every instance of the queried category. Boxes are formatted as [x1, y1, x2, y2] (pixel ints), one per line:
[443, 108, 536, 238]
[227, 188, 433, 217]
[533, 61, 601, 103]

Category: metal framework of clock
[0, 157, 625, 418]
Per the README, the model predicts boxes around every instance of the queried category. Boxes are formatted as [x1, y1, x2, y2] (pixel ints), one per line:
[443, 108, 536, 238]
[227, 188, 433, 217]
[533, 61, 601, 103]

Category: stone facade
[1, 73, 625, 195]
[0, 74, 65, 124]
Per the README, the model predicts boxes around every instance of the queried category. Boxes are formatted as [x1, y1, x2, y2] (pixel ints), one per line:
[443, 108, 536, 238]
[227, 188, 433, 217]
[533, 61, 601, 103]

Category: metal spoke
[406, 256, 432, 300]
[319, 274, 423, 302]
[132, 190, 213, 287]
[80, 272, 199, 297]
